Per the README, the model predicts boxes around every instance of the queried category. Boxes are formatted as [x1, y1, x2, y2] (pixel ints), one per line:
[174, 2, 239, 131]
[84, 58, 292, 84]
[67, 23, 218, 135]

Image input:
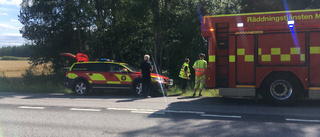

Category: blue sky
[0, 0, 25, 47]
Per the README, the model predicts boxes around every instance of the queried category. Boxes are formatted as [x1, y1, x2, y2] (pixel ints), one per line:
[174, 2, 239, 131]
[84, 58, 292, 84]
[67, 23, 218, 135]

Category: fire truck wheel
[73, 80, 89, 95]
[132, 79, 143, 96]
[261, 75, 302, 105]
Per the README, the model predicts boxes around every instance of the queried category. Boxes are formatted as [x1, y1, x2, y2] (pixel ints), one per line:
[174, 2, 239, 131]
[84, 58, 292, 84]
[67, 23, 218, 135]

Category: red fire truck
[201, 9, 320, 104]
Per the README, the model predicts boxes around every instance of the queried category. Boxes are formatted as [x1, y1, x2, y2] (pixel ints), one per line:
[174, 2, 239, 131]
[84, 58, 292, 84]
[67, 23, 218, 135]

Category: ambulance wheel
[132, 79, 143, 96]
[73, 80, 89, 95]
[261, 74, 302, 105]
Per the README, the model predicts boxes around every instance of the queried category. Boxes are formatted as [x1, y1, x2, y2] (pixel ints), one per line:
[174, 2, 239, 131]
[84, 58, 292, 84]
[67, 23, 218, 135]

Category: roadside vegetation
[0, 75, 70, 94]
[1, 56, 29, 60]
[166, 85, 219, 97]
[0, 61, 71, 93]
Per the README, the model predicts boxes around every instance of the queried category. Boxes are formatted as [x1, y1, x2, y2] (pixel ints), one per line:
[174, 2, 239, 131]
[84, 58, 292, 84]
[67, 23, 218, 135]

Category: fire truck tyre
[132, 79, 143, 96]
[262, 76, 301, 105]
[73, 80, 89, 95]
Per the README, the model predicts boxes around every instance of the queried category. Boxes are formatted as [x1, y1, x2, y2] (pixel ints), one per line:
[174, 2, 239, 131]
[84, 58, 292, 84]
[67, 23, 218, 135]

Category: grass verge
[1, 56, 29, 60]
[0, 76, 72, 94]
[166, 85, 219, 97]
[0, 65, 72, 94]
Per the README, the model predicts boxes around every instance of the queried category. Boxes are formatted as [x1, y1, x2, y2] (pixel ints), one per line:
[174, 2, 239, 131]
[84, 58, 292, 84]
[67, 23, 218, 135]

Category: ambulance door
[105, 63, 132, 90]
[86, 63, 108, 87]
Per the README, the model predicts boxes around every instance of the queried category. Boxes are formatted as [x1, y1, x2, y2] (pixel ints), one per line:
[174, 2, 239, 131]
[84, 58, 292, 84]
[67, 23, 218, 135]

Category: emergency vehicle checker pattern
[64, 61, 172, 96]
[201, 9, 320, 105]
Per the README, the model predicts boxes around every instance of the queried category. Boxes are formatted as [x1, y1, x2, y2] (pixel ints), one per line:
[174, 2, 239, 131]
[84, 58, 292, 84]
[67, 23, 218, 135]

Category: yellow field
[0, 60, 30, 77]
[0, 60, 50, 78]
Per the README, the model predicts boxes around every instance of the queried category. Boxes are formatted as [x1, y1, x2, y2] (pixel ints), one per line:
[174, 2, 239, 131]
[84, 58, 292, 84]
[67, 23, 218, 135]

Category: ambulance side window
[108, 64, 124, 72]
[71, 64, 89, 71]
[89, 63, 108, 72]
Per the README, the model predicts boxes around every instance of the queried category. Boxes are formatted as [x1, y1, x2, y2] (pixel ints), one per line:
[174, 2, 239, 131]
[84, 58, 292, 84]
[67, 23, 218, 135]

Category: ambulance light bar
[99, 58, 116, 62]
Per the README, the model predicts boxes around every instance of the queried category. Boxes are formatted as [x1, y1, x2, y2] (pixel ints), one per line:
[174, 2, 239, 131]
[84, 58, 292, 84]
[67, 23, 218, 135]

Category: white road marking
[18, 106, 45, 109]
[201, 114, 242, 119]
[164, 110, 205, 114]
[131, 111, 154, 114]
[17, 106, 320, 122]
[107, 108, 139, 111]
[108, 108, 164, 114]
[286, 118, 320, 123]
[131, 111, 165, 114]
[107, 108, 205, 115]
[70, 108, 101, 112]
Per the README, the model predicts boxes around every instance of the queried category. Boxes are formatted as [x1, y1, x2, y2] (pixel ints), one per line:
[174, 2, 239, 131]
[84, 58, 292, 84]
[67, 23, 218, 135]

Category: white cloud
[0, 12, 8, 15]
[0, 33, 25, 46]
[10, 19, 19, 22]
[0, 33, 22, 37]
[0, 0, 22, 6]
[0, 33, 22, 38]
[0, 23, 19, 31]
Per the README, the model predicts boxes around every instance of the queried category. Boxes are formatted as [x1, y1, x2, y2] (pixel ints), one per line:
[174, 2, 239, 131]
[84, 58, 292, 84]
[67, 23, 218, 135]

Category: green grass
[166, 85, 220, 97]
[1, 56, 29, 60]
[0, 76, 71, 93]
[0, 66, 71, 93]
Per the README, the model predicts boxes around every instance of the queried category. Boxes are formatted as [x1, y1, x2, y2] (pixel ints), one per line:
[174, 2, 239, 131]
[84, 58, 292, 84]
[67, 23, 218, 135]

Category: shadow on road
[122, 98, 320, 137]
[0, 90, 136, 100]
[0, 90, 169, 103]
[1, 91, 320, 107]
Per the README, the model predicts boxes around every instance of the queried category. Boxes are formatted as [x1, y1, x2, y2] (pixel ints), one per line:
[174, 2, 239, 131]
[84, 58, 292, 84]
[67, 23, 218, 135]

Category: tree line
[0, 45, 30, 57]
[18, 0, 320, 81]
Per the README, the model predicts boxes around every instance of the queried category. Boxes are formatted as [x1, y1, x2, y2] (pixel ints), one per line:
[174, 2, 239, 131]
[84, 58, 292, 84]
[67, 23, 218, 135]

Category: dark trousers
[142, 77, 151, 97]
[180, 78, 188, 90]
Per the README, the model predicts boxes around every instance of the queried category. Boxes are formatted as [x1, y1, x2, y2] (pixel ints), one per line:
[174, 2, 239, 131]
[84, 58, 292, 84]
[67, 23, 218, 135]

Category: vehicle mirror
[121, 68, 128, 73]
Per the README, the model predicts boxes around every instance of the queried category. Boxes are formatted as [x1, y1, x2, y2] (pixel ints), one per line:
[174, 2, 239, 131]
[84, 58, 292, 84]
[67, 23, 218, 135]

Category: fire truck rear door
[215, 23, 229, 87]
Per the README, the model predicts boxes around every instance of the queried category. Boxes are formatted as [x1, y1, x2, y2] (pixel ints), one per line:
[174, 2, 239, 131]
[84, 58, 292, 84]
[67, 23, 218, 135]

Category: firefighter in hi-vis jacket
[192, 53, 207, 97]
[179, 58, 190, 94]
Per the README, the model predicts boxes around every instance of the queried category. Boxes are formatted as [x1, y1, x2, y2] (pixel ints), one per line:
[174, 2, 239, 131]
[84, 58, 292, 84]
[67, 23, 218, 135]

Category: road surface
[0, 92, 319, 137]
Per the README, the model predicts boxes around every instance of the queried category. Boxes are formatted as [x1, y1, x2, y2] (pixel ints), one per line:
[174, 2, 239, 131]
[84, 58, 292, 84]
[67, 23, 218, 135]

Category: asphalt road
[0, 92, 320, 137]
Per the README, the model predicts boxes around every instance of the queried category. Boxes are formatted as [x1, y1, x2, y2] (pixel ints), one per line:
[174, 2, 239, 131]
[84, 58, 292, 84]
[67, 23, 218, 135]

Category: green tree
[0, 45, 30, 57]
[308, 0, 320, 9]
[199, 0, 242, 15]
[19, 0, 93, 70]
[86, 0, 153, 66]
[240, 0, 320, 12]
[19, 0, 244, 81]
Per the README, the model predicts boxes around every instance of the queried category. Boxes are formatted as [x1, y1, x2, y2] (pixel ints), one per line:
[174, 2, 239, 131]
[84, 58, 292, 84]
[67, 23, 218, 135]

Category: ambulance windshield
[122, 64, 139, 72]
